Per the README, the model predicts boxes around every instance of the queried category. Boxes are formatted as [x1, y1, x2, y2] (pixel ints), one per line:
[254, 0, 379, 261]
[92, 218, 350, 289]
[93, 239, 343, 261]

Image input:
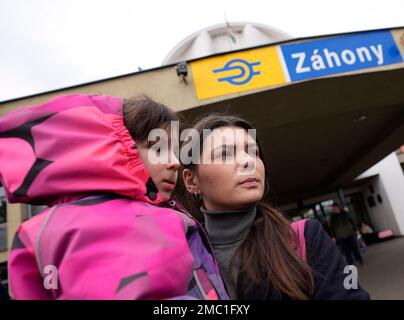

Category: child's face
[138, 126, 180, 201]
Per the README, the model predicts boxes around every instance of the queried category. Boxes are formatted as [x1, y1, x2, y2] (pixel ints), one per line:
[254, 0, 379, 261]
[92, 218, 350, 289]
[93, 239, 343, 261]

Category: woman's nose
[238, 150, 256, 172]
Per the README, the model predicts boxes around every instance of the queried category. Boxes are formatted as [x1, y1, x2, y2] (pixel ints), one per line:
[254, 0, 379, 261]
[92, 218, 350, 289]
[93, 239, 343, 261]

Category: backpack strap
[290, 219, 308, 263]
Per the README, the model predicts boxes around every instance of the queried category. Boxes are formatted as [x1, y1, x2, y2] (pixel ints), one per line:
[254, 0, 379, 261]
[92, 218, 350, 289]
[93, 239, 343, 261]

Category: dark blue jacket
[239, 219, 370, 300]
[0, 282, 9, 300]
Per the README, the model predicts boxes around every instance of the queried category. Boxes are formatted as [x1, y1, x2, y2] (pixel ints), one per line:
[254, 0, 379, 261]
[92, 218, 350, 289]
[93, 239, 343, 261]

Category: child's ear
[182, 168, 199, 193]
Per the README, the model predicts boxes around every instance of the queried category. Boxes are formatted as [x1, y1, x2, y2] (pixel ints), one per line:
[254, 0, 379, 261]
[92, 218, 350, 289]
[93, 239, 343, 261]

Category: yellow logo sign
[191, 46, 287, 100]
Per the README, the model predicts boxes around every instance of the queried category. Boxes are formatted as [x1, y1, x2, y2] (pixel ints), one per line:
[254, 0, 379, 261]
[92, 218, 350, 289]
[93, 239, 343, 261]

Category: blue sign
[212, 59, 261, 85]
[281, 30, 403, 81]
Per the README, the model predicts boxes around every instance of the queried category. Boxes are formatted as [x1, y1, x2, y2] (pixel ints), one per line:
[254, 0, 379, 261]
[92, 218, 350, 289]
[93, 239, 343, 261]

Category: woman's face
[183, 126, 266, 211]
[138, 126, 180, 201]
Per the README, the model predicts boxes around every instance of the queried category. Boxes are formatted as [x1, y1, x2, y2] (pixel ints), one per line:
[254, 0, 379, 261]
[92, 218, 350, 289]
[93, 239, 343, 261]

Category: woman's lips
[238, 177, 260, 188]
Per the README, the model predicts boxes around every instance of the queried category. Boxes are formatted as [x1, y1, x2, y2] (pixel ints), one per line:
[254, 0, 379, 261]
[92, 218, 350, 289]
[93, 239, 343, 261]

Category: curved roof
[162, 21, 292, 65]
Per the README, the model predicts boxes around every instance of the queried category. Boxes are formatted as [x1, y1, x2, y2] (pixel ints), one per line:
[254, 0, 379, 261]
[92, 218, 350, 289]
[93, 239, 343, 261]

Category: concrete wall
[357, 152, 404, 235]
[361, 176, 400, 235]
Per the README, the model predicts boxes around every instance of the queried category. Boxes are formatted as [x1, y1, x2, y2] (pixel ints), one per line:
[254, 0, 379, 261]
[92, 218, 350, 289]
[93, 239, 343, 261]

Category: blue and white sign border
[278, 29, 404, 83]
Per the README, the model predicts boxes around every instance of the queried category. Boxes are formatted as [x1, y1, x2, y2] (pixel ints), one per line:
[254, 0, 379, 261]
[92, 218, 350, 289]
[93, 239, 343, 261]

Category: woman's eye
[223, 149, 235, 159]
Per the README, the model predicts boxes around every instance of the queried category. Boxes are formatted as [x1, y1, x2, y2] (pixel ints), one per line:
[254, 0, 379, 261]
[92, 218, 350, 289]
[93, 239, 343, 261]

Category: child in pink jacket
[0, 94, 228, 300]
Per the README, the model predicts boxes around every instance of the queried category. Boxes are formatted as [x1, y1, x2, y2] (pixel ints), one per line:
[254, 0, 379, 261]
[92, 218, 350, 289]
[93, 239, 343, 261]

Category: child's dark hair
[123, 95, 178, 142]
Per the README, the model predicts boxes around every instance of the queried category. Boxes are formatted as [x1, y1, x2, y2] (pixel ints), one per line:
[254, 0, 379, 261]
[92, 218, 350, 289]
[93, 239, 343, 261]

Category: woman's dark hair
[123, 94, 178, 143]
[183, 113, 315, 300]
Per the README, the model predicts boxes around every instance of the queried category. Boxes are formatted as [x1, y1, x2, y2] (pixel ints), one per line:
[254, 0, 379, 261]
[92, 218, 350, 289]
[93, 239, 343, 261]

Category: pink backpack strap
[290, 219, 307, 263]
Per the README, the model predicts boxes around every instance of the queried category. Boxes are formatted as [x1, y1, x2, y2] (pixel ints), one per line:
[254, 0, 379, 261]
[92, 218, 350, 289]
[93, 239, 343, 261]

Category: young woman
[182, 113, 370, 300]
[0, 94, 228, 300]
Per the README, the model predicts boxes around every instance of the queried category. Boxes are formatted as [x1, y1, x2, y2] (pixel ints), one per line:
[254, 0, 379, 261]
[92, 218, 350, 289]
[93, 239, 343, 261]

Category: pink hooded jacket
[0, 94, 229, 300]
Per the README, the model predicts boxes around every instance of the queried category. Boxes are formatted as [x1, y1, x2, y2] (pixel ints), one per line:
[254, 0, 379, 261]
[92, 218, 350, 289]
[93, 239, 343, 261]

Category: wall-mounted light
[176, 61, 188, 84]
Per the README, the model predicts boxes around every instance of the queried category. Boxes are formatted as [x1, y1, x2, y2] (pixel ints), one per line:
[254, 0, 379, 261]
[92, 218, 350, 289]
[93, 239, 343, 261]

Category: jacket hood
[0, 94, 164, 206]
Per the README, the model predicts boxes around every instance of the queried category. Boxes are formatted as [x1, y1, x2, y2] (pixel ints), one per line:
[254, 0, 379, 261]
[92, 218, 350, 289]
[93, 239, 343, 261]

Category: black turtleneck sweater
[201, 206, 256, 299]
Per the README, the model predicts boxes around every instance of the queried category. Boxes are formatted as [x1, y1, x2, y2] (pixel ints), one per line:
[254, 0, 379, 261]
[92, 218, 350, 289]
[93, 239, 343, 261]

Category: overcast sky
[1, 0, 403, 102]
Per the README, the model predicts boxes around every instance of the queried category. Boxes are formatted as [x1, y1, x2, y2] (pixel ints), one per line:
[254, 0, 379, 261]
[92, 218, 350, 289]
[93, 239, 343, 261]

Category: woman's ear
[182, 168, 199, 193]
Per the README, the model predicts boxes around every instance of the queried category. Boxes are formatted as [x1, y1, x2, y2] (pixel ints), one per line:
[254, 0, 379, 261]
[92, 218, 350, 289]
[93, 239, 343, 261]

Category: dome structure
[162, 21, 292, 65]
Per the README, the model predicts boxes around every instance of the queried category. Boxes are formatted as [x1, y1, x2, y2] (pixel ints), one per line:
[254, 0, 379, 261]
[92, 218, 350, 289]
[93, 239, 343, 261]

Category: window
[0, 197, 6, 224]
[346, 192, 372, 225]
[302, 209, 315, 219]
[367, 196, 376, 207]
[0, 195, 7, 252]
[321, 199, 335, 218]
[27, 205, 48, 220]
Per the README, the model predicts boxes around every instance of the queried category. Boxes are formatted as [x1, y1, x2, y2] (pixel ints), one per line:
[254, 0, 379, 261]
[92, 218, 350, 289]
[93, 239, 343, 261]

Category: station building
[1, 23, 404, 290]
